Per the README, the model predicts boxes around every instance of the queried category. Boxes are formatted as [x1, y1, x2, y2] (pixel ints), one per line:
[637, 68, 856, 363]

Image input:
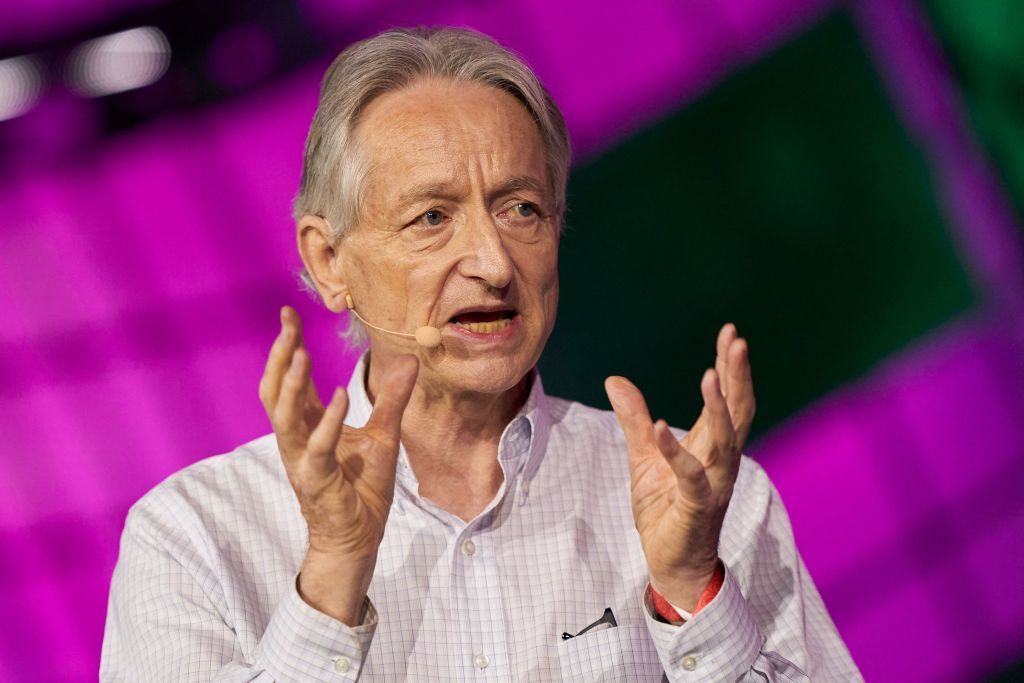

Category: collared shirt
[101, 354, 862, 682]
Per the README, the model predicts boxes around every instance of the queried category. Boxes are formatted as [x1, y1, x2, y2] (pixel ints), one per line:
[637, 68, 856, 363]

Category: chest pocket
[556, 624, 666, 682]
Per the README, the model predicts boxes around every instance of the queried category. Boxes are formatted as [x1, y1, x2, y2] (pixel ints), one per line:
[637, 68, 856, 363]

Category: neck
[365, 354, 530, 522]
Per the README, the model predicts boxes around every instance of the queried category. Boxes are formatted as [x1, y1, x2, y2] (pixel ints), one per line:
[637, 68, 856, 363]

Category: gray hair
[293, 26, 571, 345]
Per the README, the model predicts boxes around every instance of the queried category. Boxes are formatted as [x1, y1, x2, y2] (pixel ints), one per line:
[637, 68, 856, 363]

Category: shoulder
[544, 395, 627, 448]
[123, 434, 295, 549]
[732, 455, 776, 516]
[540, 396, 631, 477]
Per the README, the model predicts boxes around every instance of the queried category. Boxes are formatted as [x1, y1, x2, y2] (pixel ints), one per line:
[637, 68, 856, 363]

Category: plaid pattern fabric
[101, 354, 861, 681]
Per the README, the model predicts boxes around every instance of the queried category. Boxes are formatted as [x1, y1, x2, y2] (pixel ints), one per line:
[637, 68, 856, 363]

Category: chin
[434, 352, 535, 396]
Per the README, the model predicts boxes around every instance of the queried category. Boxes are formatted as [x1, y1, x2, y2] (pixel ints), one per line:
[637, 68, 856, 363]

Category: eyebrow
[394, 182, 464, 209]
[487, 175, 547, 204]
[393, 175, 548, 211]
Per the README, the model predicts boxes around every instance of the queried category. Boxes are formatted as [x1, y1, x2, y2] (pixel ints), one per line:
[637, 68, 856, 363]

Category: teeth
[455, 317, 513, 333]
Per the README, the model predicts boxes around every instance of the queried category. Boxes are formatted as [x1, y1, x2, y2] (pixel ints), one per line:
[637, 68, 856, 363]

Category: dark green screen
[924, 0, 1024, 232]
[539, 12, 976, 438]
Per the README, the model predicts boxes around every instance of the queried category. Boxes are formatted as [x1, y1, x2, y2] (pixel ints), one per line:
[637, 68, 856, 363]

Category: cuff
[252, 577, 377, 682]
[642, 564, 764, 681]
[650, 562, 724, 623]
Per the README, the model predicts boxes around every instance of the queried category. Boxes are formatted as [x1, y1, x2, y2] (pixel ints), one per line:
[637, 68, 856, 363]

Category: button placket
[452, 528, 508, 678]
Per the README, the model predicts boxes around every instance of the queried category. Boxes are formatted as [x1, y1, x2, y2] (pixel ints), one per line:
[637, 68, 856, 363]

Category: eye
[410, 209, 448, 229]
[514, 202, 536, 217]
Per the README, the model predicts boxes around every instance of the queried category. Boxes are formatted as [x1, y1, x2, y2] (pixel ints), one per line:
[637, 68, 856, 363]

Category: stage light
[0, 56, 45, 122]
[66, 27, 171, 97]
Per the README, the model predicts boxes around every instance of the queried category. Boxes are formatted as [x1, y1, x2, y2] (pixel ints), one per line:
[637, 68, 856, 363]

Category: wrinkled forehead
[354, 78, 549, 199]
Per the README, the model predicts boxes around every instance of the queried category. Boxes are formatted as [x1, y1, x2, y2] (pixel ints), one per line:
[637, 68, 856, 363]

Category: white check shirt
[101, 355, 861, 682]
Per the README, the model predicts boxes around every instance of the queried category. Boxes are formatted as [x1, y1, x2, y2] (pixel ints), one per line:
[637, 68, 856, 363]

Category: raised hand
[259, 306, 419, 624]
[604, 323, 755, 612]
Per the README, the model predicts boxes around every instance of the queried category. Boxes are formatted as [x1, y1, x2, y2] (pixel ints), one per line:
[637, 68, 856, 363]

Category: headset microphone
[345, 294, 443, 349]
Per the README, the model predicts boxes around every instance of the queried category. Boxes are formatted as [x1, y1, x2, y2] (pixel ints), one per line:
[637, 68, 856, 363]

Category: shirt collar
[344, 351, 553, 489]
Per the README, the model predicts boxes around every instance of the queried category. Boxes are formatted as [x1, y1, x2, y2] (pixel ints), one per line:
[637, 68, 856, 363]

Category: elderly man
[102, 27, 860, 682]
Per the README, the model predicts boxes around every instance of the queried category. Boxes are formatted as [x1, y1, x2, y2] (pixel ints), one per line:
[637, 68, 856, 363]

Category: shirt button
[473, 653, 490, 669]
[333, 656, 351, 673]
[462, 539, 476, 556]
[681, 655, 698, 671]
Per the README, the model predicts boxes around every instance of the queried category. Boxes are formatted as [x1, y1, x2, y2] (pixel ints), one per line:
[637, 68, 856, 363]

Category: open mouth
[449, 309, 517, 334]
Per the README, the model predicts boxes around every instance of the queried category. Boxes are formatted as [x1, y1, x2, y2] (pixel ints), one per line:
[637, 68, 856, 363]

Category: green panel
[924, 0, 1024, 231]
[539, 11, 976, 437]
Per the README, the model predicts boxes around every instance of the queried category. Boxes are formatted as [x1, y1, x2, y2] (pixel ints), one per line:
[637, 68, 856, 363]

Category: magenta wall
[1, 0, 1022, 680]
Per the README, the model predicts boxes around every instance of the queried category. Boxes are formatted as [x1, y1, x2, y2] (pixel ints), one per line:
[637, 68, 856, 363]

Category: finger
[301, 368, 326, 429]
[306, 387, 349, 477]
[654, 420, 710, 499]
[274, 346, 313, 454]
[681, 405, 711, 457]
[604, 376, 659, 469]
[259, 306, 304, 415]
[701, 369, 740, 488]
[715, 324, 736, 400]
[365, 355, 420, 445]
[725, 337, 755, 446]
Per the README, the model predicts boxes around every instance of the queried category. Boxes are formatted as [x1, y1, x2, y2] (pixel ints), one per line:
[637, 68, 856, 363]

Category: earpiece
[344, 294, 442, 349]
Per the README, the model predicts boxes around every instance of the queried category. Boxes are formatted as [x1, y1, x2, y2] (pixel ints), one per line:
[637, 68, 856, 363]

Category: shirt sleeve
[100, 493, 377, 682]
[640, 461, 863, 682]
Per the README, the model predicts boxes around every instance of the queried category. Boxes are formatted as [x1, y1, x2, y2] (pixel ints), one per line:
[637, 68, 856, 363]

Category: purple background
[1, 0, 1022, 680]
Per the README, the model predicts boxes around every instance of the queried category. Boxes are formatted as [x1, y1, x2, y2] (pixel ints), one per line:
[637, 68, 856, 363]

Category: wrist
[650, 559, 719, 614]
[298, 549, 377, 626]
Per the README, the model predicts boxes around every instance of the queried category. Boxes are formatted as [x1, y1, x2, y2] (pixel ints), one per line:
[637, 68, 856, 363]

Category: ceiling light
[0, 56, 45, 121]
[67, 26, 171, 97]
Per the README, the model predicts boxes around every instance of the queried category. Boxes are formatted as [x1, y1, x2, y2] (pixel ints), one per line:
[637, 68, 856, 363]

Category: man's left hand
[605, 324, 755, 613]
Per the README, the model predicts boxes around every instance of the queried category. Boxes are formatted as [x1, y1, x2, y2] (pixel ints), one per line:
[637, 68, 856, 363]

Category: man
[101, 27, 861, 681]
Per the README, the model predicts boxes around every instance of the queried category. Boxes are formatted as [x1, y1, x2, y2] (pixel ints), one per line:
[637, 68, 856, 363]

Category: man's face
[337, 77, 560, 397]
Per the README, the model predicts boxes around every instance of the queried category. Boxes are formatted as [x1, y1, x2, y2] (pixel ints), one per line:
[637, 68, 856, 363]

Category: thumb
[366, 354, 420, 445]
[605, 376, 658, 466]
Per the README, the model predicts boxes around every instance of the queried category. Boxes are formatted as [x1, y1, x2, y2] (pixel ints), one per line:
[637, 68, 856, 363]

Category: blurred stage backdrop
[1, 0, 1022, 680]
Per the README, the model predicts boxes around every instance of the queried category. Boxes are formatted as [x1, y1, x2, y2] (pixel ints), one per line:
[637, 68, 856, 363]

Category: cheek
[342, 247, 411, 318]
[402, 258, 459, 320]
[520, 243, 560, 313]
[539, 240, 560, 291]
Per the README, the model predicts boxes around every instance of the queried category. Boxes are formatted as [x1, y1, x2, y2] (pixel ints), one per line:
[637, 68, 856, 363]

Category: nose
[454, 208, 514, 289]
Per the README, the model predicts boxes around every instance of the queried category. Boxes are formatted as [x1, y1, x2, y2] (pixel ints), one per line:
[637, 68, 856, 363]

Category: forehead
[354, 78, 548, 195]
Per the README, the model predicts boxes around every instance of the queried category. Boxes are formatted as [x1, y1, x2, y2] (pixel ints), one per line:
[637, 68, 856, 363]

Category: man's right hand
[259, 306, 419, 625]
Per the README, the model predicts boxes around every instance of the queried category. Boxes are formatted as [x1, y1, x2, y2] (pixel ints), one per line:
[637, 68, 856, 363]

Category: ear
[297, 214, 348, 313]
